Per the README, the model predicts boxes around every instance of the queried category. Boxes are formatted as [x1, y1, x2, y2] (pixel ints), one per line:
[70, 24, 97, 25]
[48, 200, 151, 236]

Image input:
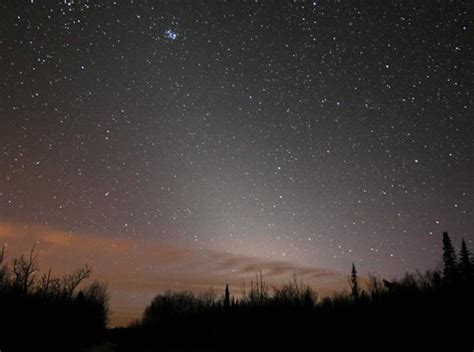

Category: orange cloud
[0, 221, 348, 327]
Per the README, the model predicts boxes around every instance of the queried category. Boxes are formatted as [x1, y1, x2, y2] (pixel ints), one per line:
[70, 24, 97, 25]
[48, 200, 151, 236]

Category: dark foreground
[106, 284, 472, 351]
[1, 233, 473, 351]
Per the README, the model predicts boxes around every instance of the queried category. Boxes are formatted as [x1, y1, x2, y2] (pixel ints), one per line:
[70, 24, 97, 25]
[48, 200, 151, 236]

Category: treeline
[1, 233, 472, 351]
[111, 232, 473, 351]
[0, 245, 109, 351]
[137, 232, 473, 322]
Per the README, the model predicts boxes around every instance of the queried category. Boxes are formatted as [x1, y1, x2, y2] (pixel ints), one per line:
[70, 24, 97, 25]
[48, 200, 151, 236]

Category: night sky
[1, 1, 473, 325]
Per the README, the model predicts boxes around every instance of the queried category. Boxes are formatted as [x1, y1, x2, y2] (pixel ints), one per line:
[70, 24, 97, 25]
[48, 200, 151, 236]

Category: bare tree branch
[63, 264, 92, 299]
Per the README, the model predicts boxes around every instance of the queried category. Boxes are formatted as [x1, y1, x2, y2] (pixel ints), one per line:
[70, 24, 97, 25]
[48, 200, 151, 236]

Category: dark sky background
[0, 0, 473, 323]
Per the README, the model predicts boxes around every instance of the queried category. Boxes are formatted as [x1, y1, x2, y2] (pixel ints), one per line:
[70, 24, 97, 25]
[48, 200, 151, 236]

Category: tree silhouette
[63, 264, 92, 299]
[12, 244, 38, 295]
[350, 263, 359, 299]
[0, 246, 109, 351]
[442, 232, 458, 283]
[459, 239, 473, 282]
[135, 232, 473, 351]
[224, 283, 230, 309]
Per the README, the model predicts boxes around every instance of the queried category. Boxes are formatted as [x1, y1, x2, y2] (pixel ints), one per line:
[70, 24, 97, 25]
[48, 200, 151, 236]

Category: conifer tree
[442, 232, 458, 284]
[224, 283, 230, 309]
[459, 239, 473, 282]
[350, 263, 360, 299]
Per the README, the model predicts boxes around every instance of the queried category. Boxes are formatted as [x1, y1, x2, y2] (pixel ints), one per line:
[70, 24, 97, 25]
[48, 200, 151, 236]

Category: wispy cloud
[0, 221, 347, 326]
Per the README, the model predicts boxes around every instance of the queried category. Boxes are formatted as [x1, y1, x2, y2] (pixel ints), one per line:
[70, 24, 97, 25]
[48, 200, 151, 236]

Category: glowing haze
[0, 1, 472, 326]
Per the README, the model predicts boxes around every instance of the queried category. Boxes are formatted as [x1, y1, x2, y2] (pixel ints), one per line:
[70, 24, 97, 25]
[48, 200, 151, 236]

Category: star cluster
[0, 1, 472, 277]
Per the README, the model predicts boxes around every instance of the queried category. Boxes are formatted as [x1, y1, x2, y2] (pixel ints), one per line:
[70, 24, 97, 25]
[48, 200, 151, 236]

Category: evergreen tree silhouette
[459, 239, 473, 282]
[224, 283, 230, 309]
[350, 263, 359, 299]
[442, 232, 458, 284]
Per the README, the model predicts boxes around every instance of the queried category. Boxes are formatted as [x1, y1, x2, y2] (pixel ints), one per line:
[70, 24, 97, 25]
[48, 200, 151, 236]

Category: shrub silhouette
[0, 246, 110, 352]
[271, 273, 317, 309]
